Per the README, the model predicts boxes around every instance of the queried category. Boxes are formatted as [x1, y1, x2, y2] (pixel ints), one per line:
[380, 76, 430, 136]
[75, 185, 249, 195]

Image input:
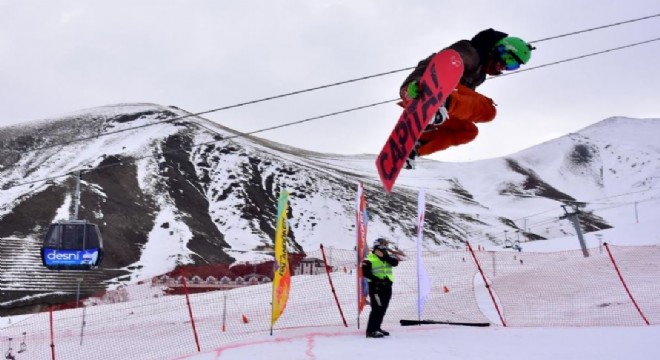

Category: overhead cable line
[4, 35, 660, 190]
[7, 13, 660, 153]
[9, 36, 659, 155]
[505, 186, 654, 222]
[14, 69, 414, 153]
[2, 99, 398, 189]
[3, 21, 660, 189]
[529, 13, 660, 43]
[462, 186, 658, 241]
[497, 37, 660, 78]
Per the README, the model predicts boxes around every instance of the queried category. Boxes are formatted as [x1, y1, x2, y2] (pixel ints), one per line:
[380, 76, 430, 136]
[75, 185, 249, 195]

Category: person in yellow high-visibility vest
[362, 238, 400, 338]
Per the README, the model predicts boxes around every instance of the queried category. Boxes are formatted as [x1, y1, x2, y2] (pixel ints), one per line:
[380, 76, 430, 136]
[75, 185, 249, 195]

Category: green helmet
[493, 36, 534, 70]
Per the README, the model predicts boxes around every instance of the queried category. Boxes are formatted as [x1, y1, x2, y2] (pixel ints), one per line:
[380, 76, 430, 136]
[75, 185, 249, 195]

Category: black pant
[366, 282, 392, 333]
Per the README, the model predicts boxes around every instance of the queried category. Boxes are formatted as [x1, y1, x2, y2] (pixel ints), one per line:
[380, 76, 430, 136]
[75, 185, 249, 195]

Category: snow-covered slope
[1, 105, 658, 312]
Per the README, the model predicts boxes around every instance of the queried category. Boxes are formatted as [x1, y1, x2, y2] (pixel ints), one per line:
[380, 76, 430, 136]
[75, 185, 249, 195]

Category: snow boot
[366, 330, 386, 338]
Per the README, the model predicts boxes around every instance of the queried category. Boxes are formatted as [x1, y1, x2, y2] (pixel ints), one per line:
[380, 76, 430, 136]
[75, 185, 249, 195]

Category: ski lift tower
[559, 203, 589, 258]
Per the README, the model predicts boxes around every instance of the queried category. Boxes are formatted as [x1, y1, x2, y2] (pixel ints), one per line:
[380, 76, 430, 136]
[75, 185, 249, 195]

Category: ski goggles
[494, 44, 523, 71]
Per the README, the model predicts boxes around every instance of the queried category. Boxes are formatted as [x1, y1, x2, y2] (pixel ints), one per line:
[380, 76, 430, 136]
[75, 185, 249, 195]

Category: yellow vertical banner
[271, 190, 291, 328]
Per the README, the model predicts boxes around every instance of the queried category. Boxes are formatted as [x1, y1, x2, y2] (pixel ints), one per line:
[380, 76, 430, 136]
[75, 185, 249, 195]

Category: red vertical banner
[356, 182, 369, 317]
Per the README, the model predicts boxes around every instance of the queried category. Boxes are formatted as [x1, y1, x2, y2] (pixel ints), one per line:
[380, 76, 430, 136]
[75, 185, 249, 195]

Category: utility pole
[72, 170, 81, 221]
[560, 203, 589, 258]
[76, 277, 83, 307]
[595, 233, 603, 254]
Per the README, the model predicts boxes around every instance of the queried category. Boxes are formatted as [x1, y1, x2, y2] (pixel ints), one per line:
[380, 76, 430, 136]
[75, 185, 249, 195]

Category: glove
[406, 80, 420, 99]
[374, 246, 388, 258]
[432, 106, 449, 125]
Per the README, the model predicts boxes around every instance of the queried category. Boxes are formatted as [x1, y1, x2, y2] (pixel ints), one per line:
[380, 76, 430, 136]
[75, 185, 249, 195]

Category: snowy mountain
[1, 103, 659, 313]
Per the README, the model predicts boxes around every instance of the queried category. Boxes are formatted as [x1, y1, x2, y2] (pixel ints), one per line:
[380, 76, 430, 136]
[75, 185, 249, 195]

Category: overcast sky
[1, 0, 659, 162]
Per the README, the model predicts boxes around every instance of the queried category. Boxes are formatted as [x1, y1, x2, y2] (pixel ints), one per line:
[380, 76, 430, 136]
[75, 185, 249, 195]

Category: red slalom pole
[49, 304, 56, 360]
[604, 243, 650, 325]
[180, 267, 202, 351]
[466, 241, 507, 326]
[320, 244, 348, 327]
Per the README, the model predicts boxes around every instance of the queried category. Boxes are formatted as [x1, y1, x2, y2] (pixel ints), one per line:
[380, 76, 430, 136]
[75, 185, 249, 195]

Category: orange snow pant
[416, 84, 497, 156]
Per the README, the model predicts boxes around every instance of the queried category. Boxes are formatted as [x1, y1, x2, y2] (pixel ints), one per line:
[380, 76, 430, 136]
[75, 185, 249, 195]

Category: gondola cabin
[41, 220, 104, 270]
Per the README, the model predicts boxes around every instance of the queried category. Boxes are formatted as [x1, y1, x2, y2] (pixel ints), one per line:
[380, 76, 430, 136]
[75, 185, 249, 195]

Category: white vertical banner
[417, 188, 432, 320]
[356, 182, 369, 317]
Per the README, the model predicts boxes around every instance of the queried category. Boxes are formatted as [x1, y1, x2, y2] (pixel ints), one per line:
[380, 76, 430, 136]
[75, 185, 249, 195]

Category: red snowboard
[376, 49, 464, 192]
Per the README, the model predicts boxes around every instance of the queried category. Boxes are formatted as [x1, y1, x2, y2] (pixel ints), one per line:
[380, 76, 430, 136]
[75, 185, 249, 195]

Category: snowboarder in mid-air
[400, 28, 535, 169]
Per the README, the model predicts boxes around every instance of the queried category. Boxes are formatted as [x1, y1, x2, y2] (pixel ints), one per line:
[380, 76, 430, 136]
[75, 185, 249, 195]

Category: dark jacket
[400, 29, 508, 91]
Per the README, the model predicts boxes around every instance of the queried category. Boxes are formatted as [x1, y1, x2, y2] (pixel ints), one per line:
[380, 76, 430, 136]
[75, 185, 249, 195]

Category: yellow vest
[367, 253, 394, 282]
